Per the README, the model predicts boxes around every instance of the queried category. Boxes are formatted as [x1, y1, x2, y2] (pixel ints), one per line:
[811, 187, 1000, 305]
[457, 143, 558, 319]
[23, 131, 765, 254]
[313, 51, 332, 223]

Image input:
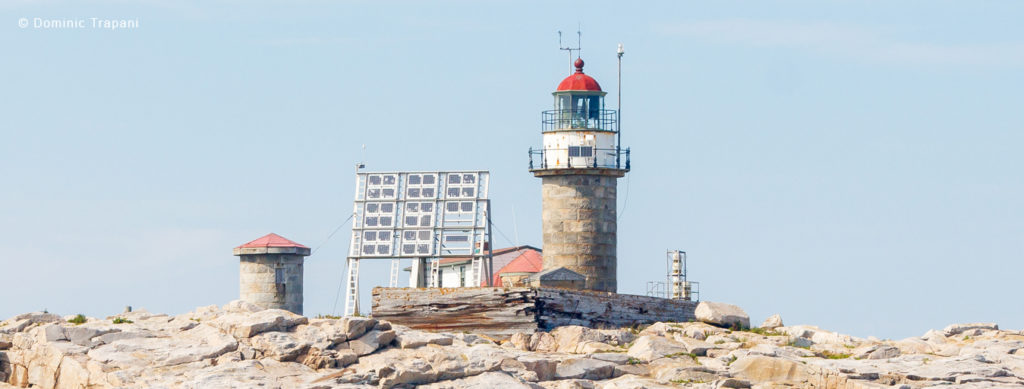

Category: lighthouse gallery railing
[542, 109, 618, 132]
[528, 147, 630, 171]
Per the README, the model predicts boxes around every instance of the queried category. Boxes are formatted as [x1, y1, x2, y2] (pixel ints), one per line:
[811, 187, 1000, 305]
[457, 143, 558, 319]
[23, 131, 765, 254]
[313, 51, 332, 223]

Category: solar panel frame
[349, 171, 490, 260]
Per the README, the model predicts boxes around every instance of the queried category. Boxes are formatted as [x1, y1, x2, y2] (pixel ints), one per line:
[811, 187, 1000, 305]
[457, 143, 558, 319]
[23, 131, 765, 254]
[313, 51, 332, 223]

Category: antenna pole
[559, 30, 582, 74]
[616, 43, 624, 168]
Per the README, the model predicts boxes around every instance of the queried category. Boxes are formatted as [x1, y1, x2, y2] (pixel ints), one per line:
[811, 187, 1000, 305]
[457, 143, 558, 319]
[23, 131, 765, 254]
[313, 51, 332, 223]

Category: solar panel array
[349, 171, 490, 259]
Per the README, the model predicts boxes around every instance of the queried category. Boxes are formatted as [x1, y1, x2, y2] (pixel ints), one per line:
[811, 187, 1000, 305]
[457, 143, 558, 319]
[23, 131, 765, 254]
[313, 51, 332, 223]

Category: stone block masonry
[239, 254, 304, 315]
[541, 174, 618, 292]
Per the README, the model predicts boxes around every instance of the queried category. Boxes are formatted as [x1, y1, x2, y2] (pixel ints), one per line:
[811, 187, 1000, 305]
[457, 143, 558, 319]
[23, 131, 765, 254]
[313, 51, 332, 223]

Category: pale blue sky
[2, 1, 1022, 340]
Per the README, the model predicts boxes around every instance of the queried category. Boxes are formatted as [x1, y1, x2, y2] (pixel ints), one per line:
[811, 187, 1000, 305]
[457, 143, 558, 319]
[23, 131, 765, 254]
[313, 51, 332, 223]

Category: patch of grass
[714, 340, 726, 345]
[670, 379, 706, 384]
[316, 314, 342, 320]
[190, 317, 201, 323]
[823, 352, 851, 359]
[748, 327, 785, 337]
[628, 323, 651, 334]
[626, 357, 643, 365]
[68, 314, 87, 325]
[843, 344, 855, 349]
[786, 340, 810, 349]
[726, 355, 738, 365]
[730, 322, 751, 332]
[664, 352, 700, 363]
[112, 317, 133, 324]
[963, 335, 970, 341]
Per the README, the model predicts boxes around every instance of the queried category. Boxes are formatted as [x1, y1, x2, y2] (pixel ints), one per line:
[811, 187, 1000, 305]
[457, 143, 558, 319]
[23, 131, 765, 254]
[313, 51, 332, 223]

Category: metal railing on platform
[528, 147, 630, 170]
[542, 109, 618, 132]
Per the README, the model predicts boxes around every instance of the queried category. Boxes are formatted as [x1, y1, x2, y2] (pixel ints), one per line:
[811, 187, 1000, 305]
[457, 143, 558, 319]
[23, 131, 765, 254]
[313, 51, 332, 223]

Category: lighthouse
[529, 57, 629, 293]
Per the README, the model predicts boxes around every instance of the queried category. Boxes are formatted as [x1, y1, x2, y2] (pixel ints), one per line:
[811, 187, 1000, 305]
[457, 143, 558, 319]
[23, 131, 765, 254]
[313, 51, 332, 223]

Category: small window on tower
[569, 146, 593, 157]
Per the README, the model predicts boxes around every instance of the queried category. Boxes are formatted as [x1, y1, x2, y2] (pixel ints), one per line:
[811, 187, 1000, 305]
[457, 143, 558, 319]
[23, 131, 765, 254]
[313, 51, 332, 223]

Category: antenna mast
[558, 29, 582, 74]
[616, 43, 624, 166]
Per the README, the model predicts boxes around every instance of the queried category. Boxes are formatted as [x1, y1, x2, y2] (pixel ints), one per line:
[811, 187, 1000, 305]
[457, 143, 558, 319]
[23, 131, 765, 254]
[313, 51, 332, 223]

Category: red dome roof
[556, 58, 602, 92]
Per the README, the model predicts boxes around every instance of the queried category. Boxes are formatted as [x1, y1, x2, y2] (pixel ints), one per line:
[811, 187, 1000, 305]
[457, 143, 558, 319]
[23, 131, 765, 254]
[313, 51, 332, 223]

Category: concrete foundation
[239, 254, 305, 315]
[540, 173, 619, 292]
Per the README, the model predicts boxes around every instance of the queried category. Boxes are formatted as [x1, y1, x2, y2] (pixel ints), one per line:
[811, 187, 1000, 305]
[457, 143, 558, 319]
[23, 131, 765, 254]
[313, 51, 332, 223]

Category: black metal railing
[528, 147, 630, 170]
[542, 109, 618, 132]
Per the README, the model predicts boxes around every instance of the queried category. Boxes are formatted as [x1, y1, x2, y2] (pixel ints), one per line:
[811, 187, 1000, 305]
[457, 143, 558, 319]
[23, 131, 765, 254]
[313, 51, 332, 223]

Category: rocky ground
[1, 301, 1022, 388]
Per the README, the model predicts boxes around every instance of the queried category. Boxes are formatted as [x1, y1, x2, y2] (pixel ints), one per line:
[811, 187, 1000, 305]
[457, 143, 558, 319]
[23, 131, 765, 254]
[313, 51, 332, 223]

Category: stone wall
[371, 287, 697, 338]
[541, 174, 618, 292]
[239, 254, 304, 315]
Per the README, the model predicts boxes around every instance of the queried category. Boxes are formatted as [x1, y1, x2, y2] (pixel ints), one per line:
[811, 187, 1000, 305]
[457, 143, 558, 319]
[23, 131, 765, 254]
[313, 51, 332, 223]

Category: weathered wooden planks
[371, 287, 538, 337]
[535, 288, 697, 330]
[371, 287, 698, 337]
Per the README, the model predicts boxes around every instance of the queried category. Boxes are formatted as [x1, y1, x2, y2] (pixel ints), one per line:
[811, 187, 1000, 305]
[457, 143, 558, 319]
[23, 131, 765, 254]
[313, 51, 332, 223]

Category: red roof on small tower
[556, 58, 602, 92]
[236, 233, 309, 249]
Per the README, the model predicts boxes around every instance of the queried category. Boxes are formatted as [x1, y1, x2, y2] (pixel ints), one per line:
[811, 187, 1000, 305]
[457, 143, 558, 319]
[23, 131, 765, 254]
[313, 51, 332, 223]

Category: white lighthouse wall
[542, 132, 616, 169]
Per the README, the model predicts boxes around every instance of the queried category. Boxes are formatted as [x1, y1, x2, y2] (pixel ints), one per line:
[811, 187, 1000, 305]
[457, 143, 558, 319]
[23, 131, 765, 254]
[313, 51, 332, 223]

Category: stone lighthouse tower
[529, 58, 629, 293]
[233, 233, 310, 315]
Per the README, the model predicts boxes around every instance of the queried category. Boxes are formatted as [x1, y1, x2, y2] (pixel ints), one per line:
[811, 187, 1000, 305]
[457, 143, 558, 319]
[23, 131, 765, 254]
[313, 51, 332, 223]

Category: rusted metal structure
[528, 58, 629, 293]
[371, 287, 696, 338]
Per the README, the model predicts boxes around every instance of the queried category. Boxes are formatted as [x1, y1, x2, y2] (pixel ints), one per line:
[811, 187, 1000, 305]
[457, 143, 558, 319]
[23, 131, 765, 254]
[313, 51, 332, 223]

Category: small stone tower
[233, 233, 309, 315]
[529, 58, 629, 293]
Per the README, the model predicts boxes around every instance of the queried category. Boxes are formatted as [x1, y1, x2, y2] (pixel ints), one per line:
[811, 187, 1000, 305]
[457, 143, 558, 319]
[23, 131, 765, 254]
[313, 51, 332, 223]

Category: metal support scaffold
[343, 171, 493, 316]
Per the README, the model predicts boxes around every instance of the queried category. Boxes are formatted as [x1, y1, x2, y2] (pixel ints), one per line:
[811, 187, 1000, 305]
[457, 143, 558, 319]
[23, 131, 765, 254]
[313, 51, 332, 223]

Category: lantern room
[546, 58, 616, 133]
[531, 58, 627, 172]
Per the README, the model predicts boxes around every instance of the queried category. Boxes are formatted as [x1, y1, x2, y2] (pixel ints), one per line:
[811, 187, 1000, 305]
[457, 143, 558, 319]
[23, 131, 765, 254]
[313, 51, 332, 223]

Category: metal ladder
[470, 256, 484, 287]
[388, 258, 400, 287]
[429, 258, 440, 287]
[343, 258, 360, 316]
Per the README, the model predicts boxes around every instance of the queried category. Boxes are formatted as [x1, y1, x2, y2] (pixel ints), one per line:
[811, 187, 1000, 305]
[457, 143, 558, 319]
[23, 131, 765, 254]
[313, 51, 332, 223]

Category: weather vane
[558, 28, 582, 74]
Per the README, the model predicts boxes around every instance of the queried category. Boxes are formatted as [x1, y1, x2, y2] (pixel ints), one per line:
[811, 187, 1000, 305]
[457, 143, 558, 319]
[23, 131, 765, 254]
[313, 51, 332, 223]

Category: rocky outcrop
[760, 314, 783, 329]
[695, 301, 751, 329]
[2, 302, 1023, 388]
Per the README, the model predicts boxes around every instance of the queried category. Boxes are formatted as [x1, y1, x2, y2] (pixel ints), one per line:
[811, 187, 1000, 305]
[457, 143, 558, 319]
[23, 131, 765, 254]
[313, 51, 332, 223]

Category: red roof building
[412, 245, 543, 287]
[491, 249, 543, 287]
[232, 233, 310, 256]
